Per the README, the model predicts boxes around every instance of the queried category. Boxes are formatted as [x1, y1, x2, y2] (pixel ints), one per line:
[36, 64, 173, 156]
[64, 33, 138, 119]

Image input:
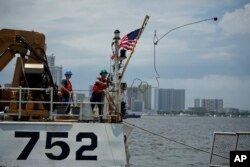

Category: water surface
[126, 116, 250, 167]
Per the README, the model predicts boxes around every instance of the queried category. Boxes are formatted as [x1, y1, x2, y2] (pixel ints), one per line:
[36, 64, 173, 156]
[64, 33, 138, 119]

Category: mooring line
[123, 121, 229, 160]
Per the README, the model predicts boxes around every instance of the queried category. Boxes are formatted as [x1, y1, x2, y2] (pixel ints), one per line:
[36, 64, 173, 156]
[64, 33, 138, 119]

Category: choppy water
[125, 116, 250, 167]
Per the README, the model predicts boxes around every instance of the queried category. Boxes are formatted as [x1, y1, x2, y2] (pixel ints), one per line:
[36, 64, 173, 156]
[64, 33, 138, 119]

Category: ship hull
[0, 121, 127, 167]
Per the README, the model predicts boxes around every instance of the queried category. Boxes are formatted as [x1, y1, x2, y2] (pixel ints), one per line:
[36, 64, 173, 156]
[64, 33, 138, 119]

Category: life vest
[92, 77, 108, 93]
[66, 80, 72, 91]
[61, 79, 72, 95]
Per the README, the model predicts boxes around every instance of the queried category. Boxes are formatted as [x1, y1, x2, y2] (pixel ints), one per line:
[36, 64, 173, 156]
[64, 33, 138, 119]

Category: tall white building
[47, 55, 55, 67]
[154, 88, 185, 111]
[47, 55, 63, 86]
[201, 99, 223, 112]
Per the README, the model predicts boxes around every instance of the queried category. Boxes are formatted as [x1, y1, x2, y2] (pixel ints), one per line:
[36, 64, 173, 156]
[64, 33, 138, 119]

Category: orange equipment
[0, 29, 58, 118]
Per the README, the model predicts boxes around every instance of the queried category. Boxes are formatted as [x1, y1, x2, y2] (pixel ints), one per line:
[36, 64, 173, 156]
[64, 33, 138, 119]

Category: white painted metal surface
[0, 122, 127, 167]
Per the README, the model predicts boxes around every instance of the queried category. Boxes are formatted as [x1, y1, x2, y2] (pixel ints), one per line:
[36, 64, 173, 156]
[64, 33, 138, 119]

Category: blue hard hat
[64, 70, 72, 75]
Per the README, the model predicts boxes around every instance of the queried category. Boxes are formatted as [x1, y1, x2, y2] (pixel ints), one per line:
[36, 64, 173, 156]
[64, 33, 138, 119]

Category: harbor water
[126, 116, 250, 167]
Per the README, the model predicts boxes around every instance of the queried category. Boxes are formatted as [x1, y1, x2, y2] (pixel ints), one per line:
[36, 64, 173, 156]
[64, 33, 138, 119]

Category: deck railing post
[79, 101, 83, 121]
[18, 86, 22, 120]
[49, 87, 53, 120]
[209, 132, 216, 165]
[235, 133, 239, 150]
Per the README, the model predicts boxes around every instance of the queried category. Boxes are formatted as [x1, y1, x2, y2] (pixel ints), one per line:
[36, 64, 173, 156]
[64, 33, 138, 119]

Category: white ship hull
[0, 121, 127, 167]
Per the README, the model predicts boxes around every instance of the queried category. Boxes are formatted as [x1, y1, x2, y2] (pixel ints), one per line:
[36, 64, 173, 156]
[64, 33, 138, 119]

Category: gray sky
[0, 0, 250, 110]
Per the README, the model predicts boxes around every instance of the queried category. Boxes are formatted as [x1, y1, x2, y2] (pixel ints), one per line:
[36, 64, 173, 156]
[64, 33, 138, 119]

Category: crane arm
[0, 49, 15, 71]
[0, 28, 56, 89]
[0, 28, 46, 71]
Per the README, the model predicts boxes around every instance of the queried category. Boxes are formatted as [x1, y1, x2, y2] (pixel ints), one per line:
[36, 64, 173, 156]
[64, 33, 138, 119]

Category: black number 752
[15, 131, 97, 160]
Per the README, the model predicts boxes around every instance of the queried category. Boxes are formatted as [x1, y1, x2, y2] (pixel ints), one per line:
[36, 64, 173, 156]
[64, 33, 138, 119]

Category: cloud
[219, 3, 250, 35]
[200, 45, 236, 60]
[0, 0, 250, 110]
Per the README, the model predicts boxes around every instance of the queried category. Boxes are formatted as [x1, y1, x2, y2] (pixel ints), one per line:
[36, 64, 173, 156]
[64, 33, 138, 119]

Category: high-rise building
[47, 54, 63, 86]
[153, 88, 159, 111]
[142, 85, 152, 110]
[155, 88, 185, 111]
[201, 99, 223, 112]
[52, 66, 63, 85]
[127, 87, 142, 110]
[127, 85, 152, 111]
[122, 86, 186, 112]
[132, 100, 144, 112]
[47, 56, 55, 67]
[194, 98, 200, 107]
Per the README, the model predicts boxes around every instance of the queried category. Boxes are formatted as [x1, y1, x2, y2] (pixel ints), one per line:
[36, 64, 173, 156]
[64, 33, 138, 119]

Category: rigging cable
[123, 121, 229, 160]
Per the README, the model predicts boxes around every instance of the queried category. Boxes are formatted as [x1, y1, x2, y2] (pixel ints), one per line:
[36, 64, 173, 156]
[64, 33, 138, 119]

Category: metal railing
[0, 87, 118, 122]
[209, 131, 250, 167]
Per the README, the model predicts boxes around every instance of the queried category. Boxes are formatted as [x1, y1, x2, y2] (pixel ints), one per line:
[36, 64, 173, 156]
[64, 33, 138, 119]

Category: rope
[64, 92, 73, 112]
[153, 31, 160, 88]
[123, 121, 229, 160]
[103, 90, 121, 115]
[130, 78, 149, 94]
[152, 17, 217, 88]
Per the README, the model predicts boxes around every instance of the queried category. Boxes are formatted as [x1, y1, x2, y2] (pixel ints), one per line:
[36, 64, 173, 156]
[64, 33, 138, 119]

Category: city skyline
[46, 52, 248, 111]
[126, 86, 244, 112]
[0, 0, 249, 110]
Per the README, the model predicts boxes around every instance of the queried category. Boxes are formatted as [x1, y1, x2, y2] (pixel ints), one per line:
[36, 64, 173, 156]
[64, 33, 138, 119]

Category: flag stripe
[119, 28, 140, 51]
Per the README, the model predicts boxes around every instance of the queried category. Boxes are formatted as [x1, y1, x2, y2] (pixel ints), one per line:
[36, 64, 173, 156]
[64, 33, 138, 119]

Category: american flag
[119, 28, 140, 51]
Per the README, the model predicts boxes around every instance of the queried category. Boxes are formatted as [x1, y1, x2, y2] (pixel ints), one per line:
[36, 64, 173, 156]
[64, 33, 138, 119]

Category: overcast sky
[0, 0, 250, 110]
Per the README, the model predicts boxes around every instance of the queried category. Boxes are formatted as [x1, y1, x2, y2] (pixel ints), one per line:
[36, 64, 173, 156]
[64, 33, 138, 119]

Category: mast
[111, 15, 150, 121]
[113, 30, 121, 117]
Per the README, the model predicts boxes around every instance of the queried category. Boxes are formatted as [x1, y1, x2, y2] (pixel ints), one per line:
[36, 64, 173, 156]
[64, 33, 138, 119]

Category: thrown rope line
[153, 17, 217, 88]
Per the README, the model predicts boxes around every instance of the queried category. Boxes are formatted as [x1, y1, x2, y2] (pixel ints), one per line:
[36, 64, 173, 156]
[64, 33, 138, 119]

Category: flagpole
[119, 15, 150, 82]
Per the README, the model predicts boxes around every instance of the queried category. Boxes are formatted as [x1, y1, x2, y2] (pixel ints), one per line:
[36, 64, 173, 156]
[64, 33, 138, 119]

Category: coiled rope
[130, 78, 149, 94]
[123, 121, 229, 160]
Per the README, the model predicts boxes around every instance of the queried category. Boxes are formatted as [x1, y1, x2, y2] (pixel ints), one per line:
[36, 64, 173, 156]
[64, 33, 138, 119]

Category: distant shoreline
[141, 113, 250, 118]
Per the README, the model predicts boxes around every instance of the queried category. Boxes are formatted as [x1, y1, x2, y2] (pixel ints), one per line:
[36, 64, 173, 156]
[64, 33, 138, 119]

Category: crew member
[60, 70, 73, 114]
[90, 69, 109, 121]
